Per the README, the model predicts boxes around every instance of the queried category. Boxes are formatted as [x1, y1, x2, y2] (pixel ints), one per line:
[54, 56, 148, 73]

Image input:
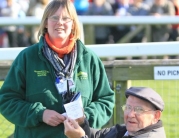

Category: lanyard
[43, 39, 77, 78]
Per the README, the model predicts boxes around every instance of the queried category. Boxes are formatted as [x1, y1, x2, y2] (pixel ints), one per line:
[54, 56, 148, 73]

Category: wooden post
[83, 25, 95, 44]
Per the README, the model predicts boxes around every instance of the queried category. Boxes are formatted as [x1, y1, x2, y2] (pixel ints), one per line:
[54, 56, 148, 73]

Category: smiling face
[46, 7, 73, 43]
[38, 0, 81, 42]
[124, 95, 161, 135]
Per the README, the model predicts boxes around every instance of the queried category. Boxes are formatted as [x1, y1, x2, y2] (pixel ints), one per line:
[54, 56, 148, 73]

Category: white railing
[0, 41, 179, 60]
[1, 16, 179, 26]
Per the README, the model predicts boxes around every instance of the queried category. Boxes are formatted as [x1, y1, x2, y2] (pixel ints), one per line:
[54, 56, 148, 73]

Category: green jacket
[0, 37, 115, 138]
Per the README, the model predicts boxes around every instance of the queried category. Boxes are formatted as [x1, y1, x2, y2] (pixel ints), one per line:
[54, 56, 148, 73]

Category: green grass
[0, 80, 178, 138]
[0, 115, 14, 138]
[0, 81, 14, 138]
[0, 81, 3, 87]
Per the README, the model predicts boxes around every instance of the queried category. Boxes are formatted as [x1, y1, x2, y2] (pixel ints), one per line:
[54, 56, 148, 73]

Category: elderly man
[64, 86, 166, 138]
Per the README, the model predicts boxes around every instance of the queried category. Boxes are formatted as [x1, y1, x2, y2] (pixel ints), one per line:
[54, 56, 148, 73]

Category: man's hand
[75, 109, 85, 125]
[43, 109, 66, 126]
[64, 118, 86, 138]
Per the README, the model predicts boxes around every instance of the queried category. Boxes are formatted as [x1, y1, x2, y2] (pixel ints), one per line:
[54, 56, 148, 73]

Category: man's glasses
[48, 15, 72, 23]
[121, 105, 154, 115]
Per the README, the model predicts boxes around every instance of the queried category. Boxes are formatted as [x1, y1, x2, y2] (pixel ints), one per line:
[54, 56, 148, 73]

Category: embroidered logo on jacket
[77, 71, 88, 80]
[34, 70, 49, 76]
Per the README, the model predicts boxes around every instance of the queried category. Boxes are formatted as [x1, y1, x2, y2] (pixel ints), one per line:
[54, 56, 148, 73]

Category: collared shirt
[124, 131, 129, 136]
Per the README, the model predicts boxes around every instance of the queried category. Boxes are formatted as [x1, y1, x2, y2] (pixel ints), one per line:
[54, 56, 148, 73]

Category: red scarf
[45, 33, 75, 58]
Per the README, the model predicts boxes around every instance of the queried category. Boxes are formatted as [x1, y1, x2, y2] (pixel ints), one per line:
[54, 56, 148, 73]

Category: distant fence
[1, 16, 179, 44]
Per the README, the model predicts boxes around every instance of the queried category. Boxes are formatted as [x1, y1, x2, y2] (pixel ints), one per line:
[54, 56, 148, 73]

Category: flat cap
[125, 87, 164, 111]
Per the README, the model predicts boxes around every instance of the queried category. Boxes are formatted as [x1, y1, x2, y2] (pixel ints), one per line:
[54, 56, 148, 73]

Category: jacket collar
[124, 120, 163, 137]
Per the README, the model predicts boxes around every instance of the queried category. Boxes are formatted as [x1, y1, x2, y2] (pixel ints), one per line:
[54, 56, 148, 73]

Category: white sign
[154, 66, 179, 80]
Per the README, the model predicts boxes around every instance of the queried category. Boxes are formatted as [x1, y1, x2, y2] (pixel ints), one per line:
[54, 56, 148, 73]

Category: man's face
[124, 96, 157, 134]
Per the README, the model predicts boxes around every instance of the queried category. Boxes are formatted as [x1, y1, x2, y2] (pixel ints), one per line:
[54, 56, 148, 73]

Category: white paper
[74, 93, 83, 107]
[64, 93, 83, 119]
[64, 100, 83, 119]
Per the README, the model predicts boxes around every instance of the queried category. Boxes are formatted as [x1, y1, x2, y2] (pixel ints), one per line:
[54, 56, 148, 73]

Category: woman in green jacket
[0, 0, 115, 138]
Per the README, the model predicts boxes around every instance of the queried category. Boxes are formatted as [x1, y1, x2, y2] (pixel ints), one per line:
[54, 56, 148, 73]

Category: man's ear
[154, 110, 162, 123]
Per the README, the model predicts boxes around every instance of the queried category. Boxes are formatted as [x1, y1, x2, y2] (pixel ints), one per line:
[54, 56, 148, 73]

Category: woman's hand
[64, 118, 86, 138]
[43, 109, 66, 126]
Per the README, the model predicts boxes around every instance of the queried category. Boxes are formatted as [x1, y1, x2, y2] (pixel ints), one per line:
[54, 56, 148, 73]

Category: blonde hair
[37, 0, 81, 40]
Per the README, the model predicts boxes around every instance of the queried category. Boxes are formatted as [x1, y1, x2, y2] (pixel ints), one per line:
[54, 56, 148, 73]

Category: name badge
[55, 78, 67, 94]
[55, 77, 75, 94]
